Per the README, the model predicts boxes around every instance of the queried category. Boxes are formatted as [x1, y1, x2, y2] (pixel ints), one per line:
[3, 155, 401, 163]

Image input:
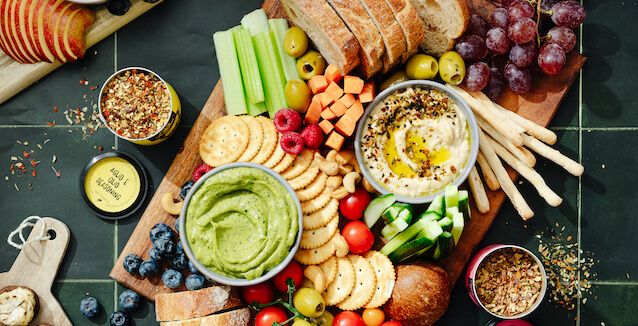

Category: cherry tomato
[255, 306, 288, 326]
[380, 322, 402, 326]
[272, 260, 303, 292]
[241, 281, 274, 305]
[339, 187, 372, 220]
[341, 220, 375, 254]
[361, 308, 385, 326]
[333, 311, 365, 326]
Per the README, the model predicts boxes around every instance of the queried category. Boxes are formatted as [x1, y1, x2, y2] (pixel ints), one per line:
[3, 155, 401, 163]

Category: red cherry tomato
[333, 311, 365, 326]
[380, 322, 402, 326]
[339, 187, 372, 220]
[255, 306, 288, 326]
[342, 220, 375, 254]
[272, 260, 303, 292]
[241, 281, 274, 305]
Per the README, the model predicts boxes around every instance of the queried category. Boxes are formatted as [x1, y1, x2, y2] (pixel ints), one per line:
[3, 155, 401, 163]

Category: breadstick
[478, 129, 534, 220]
[467, 89, 526, 135]
[522, 134, 584, 176]
[488, 137, 563, 207]
[447, 83, 523, 146]
[476, 151, 500, 191]
[476, 115, 536, 168]
[468, 166, 490, 214]
[496, 103, 558, 145]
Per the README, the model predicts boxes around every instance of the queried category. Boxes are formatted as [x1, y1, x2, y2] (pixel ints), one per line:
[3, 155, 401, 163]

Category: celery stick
[241, 8, 269, 36]
[246, 95, 267, 116]
[269, 18, 301, 82]
[233, 27, 265, 105]
[213, 29, 247, 116]
[253, 31, 288, 118]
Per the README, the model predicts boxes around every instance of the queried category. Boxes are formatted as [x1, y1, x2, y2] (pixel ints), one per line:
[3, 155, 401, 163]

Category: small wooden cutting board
[0, 218, 72, 326]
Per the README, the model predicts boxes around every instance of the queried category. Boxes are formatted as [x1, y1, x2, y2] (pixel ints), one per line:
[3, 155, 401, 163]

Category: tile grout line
[113, 30, 119, 313]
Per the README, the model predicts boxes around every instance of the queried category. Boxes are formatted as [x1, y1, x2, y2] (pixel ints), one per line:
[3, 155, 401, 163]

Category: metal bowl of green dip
[179, 162, 303, 286]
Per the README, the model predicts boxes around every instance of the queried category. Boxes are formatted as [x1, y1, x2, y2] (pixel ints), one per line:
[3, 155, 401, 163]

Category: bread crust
[408, 0, 469, 56]
[281, 0, 360, 75]
[0, 286, 39, 326]
[382, 0, 424, 62]
[155, 286, 241, 322]
[359, 0, 407, 73]
[159, 307, 250, 326]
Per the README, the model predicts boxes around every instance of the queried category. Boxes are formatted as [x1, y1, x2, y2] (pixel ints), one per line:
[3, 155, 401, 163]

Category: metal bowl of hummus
[354, 80, 479, 204]
[179, 162, 303, 286]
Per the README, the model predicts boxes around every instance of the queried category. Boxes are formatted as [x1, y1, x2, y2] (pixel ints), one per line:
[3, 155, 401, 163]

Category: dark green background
[1, 0, 635, 325]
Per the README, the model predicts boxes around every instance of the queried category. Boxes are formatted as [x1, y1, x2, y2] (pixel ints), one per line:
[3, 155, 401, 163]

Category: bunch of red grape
[456, 0, 586, 98]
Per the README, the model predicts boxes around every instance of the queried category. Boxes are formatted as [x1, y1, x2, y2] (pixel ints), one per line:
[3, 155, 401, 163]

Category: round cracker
[318, 256, 338, 286]
[251, 116, 278, 164]
[199, 116, 249, 167]
[300, 187, 332, 214]
[296, 172, 328, 202]
[300, 212, 338, 249]
[237, 115, 264, 162]
[303, 198, 338, 230]
[363, 250, 396, 309]
[263, 134, 286, 169]
[288, 164, 320, 190]
[273, 153, 296, 174]
[322, 256, 356, 306]
[336, 254, 377, 311]
[294, 237, 336, 265]
[281, 149, 315, 180]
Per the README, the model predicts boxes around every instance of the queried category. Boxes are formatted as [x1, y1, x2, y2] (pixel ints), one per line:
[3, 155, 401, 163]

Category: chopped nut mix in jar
[100, 69, 172, 140]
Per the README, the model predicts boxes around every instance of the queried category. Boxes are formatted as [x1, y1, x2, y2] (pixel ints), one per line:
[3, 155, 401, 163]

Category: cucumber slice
[364, 194, 395, 228]
[418, 211, 442, 222]
[388, 230, 435, 263]
[380, 218, 429, 256]
[445, 206, 459, 219]
[426, 194, 445, 217]
[381, 206, 401, 224]
[458, 190, 471, 219]
[397, 208, 413, 224]
[433, 231, 455, 260]
[451, 212, 464, 245]
[382, 202, 414, 224]
[444, 184, 459, 211]
[381, 218, 409, 240]
[437, 216, 453, 232]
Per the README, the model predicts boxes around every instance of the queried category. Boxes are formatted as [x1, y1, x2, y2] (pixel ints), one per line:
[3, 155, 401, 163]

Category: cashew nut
[337, 150, 361, 173]
[326, 150, 338, 162]
[331, 186, 349, 200]
[338, 164, 354, 176]
[343, 171, 361, 193]
[332, 234, 349, 257]
[362, 176, 378, 193]
[326, 175, 343, 190]
[313, 152, 340, 176]
[161, 192, 183, 216]
[304, 265, 326, 292]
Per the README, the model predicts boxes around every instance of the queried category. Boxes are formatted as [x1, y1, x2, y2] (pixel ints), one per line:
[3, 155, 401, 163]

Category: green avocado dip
[185, 166, 299, 280]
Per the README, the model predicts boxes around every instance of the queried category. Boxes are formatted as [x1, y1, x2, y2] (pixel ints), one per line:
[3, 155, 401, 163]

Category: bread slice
[281, 0, 360, 75]
[382, 0, 424, 62]
[155, 285, 242, 322]
[407, 0, 469, 56]
[359, 0, 407, 73]
[325, 0, 384, 79]
[159, 308, 250, 326]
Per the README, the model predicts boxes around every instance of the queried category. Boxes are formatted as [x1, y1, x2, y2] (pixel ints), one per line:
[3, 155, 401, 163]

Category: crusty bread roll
[281, 0, 361, 75]
[159, 308, 250, 326]
[408, 0, 470, 56]
[359, 0, 407, 73]
[0, 286, 38, 326]
[382, 0, 424, 62]
[326, 0, 385, 78]
[155, 286, 241, 322]
[383, 263, 450, 326]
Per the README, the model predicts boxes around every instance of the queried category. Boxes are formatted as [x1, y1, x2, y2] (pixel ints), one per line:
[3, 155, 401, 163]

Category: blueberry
[185, 274, 206, 291]
[80, 296, 99, 318]
[162, 269, 184, 289]
[122, 254, 141, 274]
[170, 248, 188, 270]
[109, 310, 130, 326]
[149, 246, 162, 261]
[180, 180, 195, 199]
[188, 261, 201, 275]
[153, 238, 175, 259]
[174, 217, 180, 234]
[106, 0, 130, 16]
[150, 222, 174, 242]
[139, 259, 160, 278]
[118, 289, 141, 312]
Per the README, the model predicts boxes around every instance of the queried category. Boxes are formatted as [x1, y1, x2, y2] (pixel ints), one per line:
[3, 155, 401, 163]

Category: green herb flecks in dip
[186, 167, 298, 280]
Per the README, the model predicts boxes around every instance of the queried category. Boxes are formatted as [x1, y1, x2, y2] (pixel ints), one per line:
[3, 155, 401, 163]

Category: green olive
[297, 50, 326, 80]
[293, 287, 325, 318]
[292, 318, 316, 326]
[284, 27, 309, 58]
[285, 79, 312, 113]
[379, 70, 409, 91]
[405, 54, 439, 80]
[310, 310, 334, 326]
[438, 51, 466, 85]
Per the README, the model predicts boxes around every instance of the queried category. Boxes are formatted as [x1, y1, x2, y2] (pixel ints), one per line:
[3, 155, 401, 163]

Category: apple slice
[42, 0, 66, 62]
[33, 0, 57, 63]
[62, 5, 93, 61]
[55, 2, 78, 61]
[17, 0, 43, 61]
[49, 1, 72, 62]
[0, 0, 21, 62]
[9, 0, 37, 62]
[1, 0, 27, 63]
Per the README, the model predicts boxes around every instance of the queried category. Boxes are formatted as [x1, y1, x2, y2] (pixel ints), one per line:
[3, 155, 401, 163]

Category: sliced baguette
[155, 285, 242, 322]
[281, 0, 360, 75]
[359, 0, 407, 73]
[408, 0, 469, 56]
[159, 308, 250, 326]
[382, 0, 424, 62]
[325, 0, 384, 78]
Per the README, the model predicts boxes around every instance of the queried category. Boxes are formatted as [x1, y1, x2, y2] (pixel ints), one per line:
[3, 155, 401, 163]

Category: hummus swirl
[361, 87, 470, 197]
[185, 167, 298, 280]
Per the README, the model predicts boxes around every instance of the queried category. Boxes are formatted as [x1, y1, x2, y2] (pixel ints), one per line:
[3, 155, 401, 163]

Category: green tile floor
[1, 0, 636, 325]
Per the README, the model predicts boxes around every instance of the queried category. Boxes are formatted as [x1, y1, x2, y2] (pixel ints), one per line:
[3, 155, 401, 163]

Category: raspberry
[280, 132, 304, 155]
[300, 124, 324, 149]
[192, 163, 212, 182]
[273, 108, 302, 133]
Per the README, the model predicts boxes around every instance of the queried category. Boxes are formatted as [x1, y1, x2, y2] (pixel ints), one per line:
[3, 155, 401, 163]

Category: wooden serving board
[0, 218, 72, 326]
[0, 0, 164, 105]
[109, 0, 586, 301]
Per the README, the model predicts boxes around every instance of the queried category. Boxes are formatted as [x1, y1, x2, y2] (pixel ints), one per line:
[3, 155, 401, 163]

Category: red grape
[551, 1, 586, 29]
[467, 14, 490, 38]
[465, 62, 491, 91]
[486, 27, 511, 55]
[507, 17, 537, 44]
[507, 0, 535, 21]
[484, 67, 505, 101]
[546, 26, 576, 52]
[454, 34, 488, 62]
[537, 43, 566, 75]
[504, 63, 532, 93]
[509, 41, 537, 67]
[489, 8, 510, 29]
